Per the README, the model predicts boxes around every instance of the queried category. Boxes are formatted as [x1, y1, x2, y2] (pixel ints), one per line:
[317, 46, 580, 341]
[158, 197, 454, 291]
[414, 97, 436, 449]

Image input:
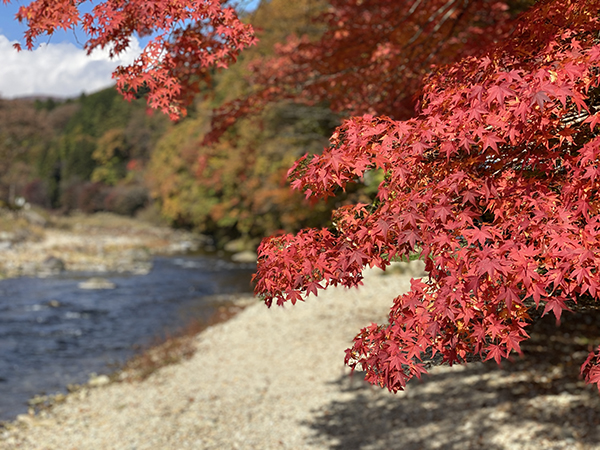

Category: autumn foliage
[9, 0, 600, 393]
[254, 0, 600, 392]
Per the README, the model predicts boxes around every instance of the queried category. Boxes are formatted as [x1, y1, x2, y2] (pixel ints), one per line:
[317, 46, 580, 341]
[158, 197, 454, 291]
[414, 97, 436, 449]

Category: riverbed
[0, 254, 255, 421]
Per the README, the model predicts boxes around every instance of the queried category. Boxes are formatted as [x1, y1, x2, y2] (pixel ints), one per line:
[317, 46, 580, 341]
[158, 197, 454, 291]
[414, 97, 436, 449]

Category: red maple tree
[8, 0, 600, 392]
[253, 0, 600, 392]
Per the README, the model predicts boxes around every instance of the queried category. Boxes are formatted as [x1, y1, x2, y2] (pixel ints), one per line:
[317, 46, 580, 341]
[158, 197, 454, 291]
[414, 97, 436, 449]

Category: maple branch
[561, 104, 600, 127]
[423, 0, 470, 65]
[421, 348, 483, 369]
[407, 0, 460, 45]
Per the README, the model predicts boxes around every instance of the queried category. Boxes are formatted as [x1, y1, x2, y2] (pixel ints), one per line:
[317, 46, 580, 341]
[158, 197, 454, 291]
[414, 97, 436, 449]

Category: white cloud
[0, 35, 143, 99]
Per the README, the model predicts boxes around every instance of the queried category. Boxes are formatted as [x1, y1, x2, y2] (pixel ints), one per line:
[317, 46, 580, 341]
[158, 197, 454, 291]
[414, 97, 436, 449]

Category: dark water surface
[0, 254, 255, 421]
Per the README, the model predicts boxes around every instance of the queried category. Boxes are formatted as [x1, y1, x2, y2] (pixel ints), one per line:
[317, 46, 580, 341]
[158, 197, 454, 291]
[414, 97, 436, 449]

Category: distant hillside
[0, 87, 169, 217]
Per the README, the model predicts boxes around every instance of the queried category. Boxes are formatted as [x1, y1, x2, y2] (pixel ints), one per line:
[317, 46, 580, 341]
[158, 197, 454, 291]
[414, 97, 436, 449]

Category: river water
[0, 254, 255, 422]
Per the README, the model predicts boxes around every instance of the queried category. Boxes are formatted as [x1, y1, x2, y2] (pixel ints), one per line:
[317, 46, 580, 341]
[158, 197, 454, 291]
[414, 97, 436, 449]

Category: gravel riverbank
[2, 263, 600, 449]
[0, 210, 206, 279]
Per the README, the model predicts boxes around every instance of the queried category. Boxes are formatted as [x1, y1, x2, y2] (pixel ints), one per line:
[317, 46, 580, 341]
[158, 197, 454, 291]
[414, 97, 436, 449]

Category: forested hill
[0, 0, 376, 249]
[0, 89, 169, 216]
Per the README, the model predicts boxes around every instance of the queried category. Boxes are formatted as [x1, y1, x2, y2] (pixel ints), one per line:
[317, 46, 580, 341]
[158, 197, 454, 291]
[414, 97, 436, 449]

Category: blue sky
[1, 2, 76, 41]
[0, 0, 261, 99]
[1, 2, 31, 41]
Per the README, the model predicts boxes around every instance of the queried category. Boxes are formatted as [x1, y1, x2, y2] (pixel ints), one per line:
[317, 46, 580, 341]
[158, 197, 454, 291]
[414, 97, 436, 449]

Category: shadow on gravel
[305, 309, 600, 450]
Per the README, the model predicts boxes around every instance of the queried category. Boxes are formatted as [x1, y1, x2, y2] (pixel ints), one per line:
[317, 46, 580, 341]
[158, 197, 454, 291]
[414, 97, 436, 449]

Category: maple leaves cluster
[7, 0, 256, 119]
[204, 0, 517, 144]
[254, 0, 600, 391]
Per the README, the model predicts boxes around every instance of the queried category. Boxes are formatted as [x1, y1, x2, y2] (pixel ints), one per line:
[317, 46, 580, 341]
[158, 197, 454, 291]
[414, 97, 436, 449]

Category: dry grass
[50, 211, 157, 230]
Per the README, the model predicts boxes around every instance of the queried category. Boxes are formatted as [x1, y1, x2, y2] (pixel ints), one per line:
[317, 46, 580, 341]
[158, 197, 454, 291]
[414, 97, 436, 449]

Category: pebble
[230, 250, 257, 263]
[78, 278, 117, 290]
[88, 374, 111, 387]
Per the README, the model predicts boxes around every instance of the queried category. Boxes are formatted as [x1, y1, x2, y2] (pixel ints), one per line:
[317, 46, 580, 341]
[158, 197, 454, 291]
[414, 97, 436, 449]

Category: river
[0, 254, 255, 422]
